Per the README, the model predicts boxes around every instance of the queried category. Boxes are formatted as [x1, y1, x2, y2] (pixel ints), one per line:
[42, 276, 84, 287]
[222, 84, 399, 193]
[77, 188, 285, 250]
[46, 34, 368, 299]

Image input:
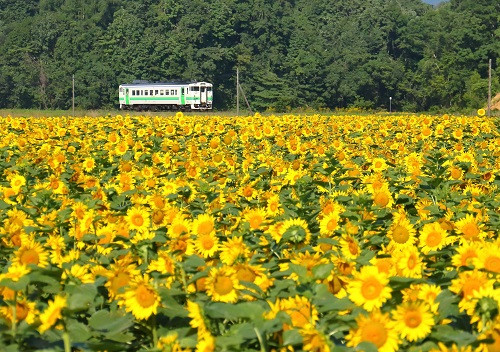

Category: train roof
[120, 81, 212, 87]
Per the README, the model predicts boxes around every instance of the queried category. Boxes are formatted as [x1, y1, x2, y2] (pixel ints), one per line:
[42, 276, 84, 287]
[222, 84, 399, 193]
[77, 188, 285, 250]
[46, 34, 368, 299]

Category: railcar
[119, 81, 213, 111]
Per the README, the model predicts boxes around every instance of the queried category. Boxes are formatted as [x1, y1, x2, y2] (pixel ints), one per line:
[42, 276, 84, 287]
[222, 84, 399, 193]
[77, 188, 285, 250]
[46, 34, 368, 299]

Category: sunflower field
[0, 112, 499, 352]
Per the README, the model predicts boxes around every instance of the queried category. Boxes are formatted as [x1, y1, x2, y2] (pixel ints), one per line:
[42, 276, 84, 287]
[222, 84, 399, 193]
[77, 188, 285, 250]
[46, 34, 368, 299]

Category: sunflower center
[392, 225, 409, 244]
[152, 210, 164, 225]
[327, 218, 338, 231]
[407, 254, 417, 269]
[450, 167, 461, 179]
[361, 321, 388, 348]
[426, 231, 442, 247]
[404, 310, 422, 328]
[131, 214, 144, 227]
[110, 272, 130, 293]
[135, 285, 157, 308]
[236, 267, 257, 282]
[374, 192, 389, 207]
[484, 256, 500, 273]
[214, 276, 234, 295]
[462, 278, 484, 298]
[200, 235, 215, 250]
[249, 215, 263, 229]
[348, 241, 359, 256]
[16, 302, 29, 321]
[462, 222, 479, 240]
[243, 187, 253, 198]
[20, 249, 39, 265]
[361, 278, 383, 300]
[172, 224, 188, 237]
[198, 220, 214, 236]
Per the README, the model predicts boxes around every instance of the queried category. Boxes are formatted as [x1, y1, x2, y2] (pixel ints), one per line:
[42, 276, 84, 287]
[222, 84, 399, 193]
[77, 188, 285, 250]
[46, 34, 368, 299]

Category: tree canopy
[0, 0, 498, 111]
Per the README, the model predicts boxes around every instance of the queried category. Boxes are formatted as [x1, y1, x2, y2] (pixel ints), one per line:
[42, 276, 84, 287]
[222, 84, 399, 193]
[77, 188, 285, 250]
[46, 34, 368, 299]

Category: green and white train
[119, 81, 213, 111]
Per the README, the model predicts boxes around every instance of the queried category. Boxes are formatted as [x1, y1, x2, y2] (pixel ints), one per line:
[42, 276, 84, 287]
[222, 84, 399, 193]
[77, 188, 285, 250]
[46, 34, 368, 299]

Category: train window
[145, 90, 148, 96]
[165, 90, 169, 96]
[201, 87, 205, 92]
[192, 86, 199, 92]
[155, 90, 158, 95]
[150, 90, 153, 95]
[207, 87, 212, 91]
[171, 90, 175, 95]
[119, 87, 123, 92]
[132, 90, 135, 96]
[160, 90, 164, 95]
[186, 88, 189, 93]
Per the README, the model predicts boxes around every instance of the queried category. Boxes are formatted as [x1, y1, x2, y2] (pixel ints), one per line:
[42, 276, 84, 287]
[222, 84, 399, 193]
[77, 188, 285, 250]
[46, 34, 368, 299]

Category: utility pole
[236, 67, 239, 116]
[488, 59, 492, 117]
[72, 74, 75, 117]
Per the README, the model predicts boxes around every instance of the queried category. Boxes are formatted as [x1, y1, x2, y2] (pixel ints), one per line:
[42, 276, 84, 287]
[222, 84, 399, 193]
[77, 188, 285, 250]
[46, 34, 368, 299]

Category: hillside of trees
[0, 0, 498, 112]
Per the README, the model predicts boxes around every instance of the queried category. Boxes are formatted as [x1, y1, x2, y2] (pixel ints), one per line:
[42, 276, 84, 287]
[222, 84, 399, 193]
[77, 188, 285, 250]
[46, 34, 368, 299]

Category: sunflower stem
[62, 331, 71, 352]
[151, 315, 158, 348]
[11, 291, 17, 338]
[254, 327, 266, 352]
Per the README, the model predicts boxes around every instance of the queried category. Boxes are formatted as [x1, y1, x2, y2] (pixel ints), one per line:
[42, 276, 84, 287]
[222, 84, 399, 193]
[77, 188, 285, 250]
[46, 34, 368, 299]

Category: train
[119, 81, 213, 111]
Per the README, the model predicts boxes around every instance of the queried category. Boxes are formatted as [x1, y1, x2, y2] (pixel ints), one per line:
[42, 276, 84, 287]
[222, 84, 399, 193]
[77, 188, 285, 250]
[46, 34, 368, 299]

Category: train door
[125, 88, 130, 105]
[181, 87, 185, 105]
[200, 86, 207, 105]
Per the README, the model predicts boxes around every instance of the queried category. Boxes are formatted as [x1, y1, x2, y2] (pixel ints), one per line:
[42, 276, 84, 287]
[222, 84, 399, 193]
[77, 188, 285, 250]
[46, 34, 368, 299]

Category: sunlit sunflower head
[243, 208, 268, 231]
[9, 174, 26, 191]
[82, 157, 95, 172]
[12, 240, 49, 268]
[319, 211, 341, 236]
[371, 157, 389, 172]
[194, 231, 220, 258]
[340, 235, 361, 260]
[418, 221, 450, 254]
[219, 236, 250, 265]
[347, 265, 392, 311]
[392, 301, 435, 342]
[346, 310, 399, 352]
[280, 218, 311, 245]
[300, 326, 331, 352]
[125, 206, 150, 232]
[38, 295, 67, 334]
[394, 246, 424, 278]
[0, 298, 38, 325]
[474, 242, 500, 274]
[370, 256, 397, 277]
[280, 295, 319, 329]
[192, 213, 216, 237]
[418, 284, 442, 313]
[454, 214, 486, 242]
[205, 266, 242, 303]
[372, 186, 394, 208]
[186, 300, 208, 335]
[450, 269, 495, 315]
[387, 216, 417, 250]
[119, 274, 160, 320]
[451, 241, 481, 268]
[168, 215, 191, 238]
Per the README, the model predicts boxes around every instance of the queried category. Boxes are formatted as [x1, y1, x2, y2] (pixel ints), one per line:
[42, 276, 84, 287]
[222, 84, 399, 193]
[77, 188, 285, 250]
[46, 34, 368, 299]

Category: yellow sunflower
[395, 246, 424, 278]
[387, 215, 417, 250]
[347, 265, 392, 311]
[192, 213, 216, 237]
[392, 301, 435, 342]
[418, 222, 451, 254]
[219, 236, 249, 265]
[12, 240, 49, 268]
[243, 208, 267, 231]
[451, 242, 481, 268]
[301, 326, 331, 352]
[194, 231, 220, 258]
[346, 310, 399, 352]
[279, 218, 311, 245]
[186, 300, 209, 337]
[474, 242, 500, 274]
[319, 211, 341, 236]
[38, 295, 67, 334]
[120, 274, 160, 320]
[281, 295, 319, 329]
[372, 186, 394, 208]
[0, 298, 38, 325]
[450, 270, 494, 315]
[205, 266, 243, 303]
[454, 214, 486, 242]
[125, 206, 150, 232]
[340, 235, 361, 260]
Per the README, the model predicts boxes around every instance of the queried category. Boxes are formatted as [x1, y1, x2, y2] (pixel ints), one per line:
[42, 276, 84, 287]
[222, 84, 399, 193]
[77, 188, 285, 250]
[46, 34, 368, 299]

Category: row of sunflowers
[0, 112, 498, 352]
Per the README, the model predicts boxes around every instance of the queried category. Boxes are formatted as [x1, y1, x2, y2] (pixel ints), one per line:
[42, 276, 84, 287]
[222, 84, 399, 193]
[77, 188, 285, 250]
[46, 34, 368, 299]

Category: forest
[0, 0, 498, 112]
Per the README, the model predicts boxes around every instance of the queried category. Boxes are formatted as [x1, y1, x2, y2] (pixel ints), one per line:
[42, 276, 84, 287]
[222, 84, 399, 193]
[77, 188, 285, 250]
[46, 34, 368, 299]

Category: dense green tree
[0, 0, 497, 111]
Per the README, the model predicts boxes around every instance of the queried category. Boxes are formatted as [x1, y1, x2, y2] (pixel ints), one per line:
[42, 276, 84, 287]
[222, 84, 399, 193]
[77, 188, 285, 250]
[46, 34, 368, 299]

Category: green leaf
[282, 329, 302, 346]
[356, 341, 378, 352]
[204, 302, 265, 320]
[67, 284, 97, 311]
[88, 310, 135, 334]
[66, 319, 92, 343]
[430, 325, 476, 346]
[312, 263, 334, 280]
[0, 276, 29, 291]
